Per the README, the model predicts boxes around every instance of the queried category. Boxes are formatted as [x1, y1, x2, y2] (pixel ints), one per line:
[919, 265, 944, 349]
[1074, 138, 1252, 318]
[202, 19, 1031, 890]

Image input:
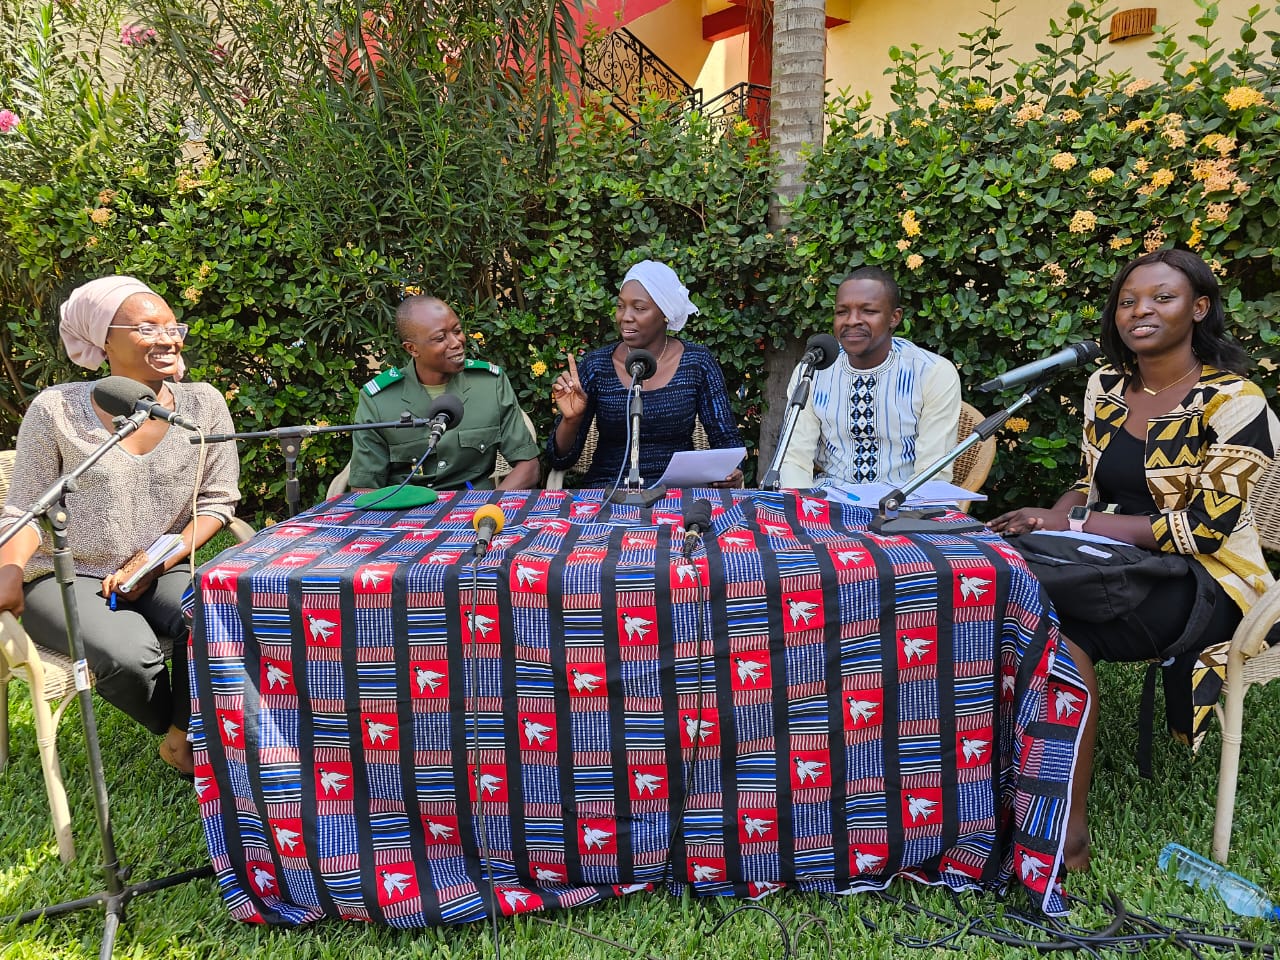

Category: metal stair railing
[580, 27, 700, 124]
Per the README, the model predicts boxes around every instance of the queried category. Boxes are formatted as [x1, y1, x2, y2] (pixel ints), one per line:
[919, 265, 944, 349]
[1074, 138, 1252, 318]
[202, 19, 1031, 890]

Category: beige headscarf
[59, 276, 157, 370]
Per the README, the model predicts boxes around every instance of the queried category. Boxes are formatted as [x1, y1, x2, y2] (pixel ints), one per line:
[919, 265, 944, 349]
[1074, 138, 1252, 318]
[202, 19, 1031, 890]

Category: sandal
[159, 737, 195, 781]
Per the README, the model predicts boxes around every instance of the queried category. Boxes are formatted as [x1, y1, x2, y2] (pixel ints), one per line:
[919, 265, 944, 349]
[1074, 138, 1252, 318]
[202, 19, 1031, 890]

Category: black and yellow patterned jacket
[1071, 366, 1279, 623]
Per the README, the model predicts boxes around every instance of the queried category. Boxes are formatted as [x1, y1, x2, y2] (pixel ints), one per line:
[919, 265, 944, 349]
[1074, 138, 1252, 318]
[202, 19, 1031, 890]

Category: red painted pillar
[746, 2, 773, 137]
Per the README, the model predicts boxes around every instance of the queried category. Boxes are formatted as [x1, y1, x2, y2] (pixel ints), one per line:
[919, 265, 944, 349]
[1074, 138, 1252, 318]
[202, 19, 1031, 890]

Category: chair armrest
[1228, 578, 1280, 667]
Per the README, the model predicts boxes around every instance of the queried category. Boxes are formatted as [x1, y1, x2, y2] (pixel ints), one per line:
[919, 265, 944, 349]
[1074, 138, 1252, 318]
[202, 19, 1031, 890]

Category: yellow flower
[1134, 158, 1150, 173]
[971, 96, 997, 112]
[1149, 168, 1175, 189]
[910, 117, 930, 127]
[1223, 86, 1265, 111]
[1233, 180, 1250, 196]
[175, 171, 201, 193]
[471, 331, 486, 346]
[1209, 258, 1226, 277]
[198, 262, 213, 279]
[1144, 226, 1167, 252]
[1069, 210, 1097, 234]
[1089, 167, 1115, 184]
[84, 235, 100, 249]
[1136, 182, 1156, 197]
[97, 189, 117, 206]
[1124, 78, 1154, 97]
[1188, 218, 1203, 250]
[1050, 152, 1077, 171]
[89, 207, 110, 225]
[402, 284, 422, 296]
[1000, 93, 1016, 107]
[1013, 103, 1044, 125]
[1204, 202, 1231, 223]
[1040, 263, 1068, 285]
[530, 361, 548, 377]
[905, 253, 924, 271]
[1125, 118, 1151, 133]
[1059, 108, 1082, 124]
[1162, 127, 1187, 148]
[1005, 417, 1029, 434]
[1199, 133, 1224, 151]
[1215, 136, 1237, 156]
[182, 286, 201, 304]
[901, 209, 922, 237]
[896, 239, 911, 251]
[1109, 236, 1134, 250]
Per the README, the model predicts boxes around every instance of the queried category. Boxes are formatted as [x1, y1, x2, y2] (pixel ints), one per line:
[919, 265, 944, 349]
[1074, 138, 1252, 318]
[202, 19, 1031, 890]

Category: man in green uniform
[349, 296, 540, 491]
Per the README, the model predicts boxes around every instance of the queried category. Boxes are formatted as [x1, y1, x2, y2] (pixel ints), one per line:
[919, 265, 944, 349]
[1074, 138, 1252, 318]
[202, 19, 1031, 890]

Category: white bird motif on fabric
[365, 719, 393, 746]
[786, 598, 818, 626]
[906, 793, 938, 822]
[632, 770, 664, 796]
[794, 757, 826, 784]
[961, 736, 990, 763]
[750, 880, 784, 897]
[415, 666, 444, 693]
[522, 718, 552, 745]
[424, 818, 454, 841]
[570, 668, 602, 693]
[274, 825, 301, 852]
[515, 564, 543, 588]
[623, 534, 648, 547]
[622, 613, 653, 642]
[1019, 851, 1049, 882]
[901, 635, 933, 662]
[682, 714, 716, 742]
[853, 848, 885, 873]
[846, 697, 878, 724]
[836, 549, 866, 565]
[581, 823, 612, 849]
[762, 523, 790, 536]
[534, 866, 564, 882]
[691, 862, 722, 882]
[801, 498, 824, 517]
[467, 611, 495, 638]
[193, 776, 213, 798]
[305, 615, 336, 644]
[502, 888, 532, 910]
[427, 551, 458, 564]
[359, 567, 388, 589]
[958, 574, 992, 602]
[318, 767, 349, 795]
[279, 553, 311, 566]
[479, 773, 503, 796]
[380, 870, 412, 898]
[743, 814, 773, 838]
[265, 662, 291, 690]
[252, 866, 275, 892]
[674, 562, 699, 585]
[617, 883, 648, 894]
[206, 567, 235, 587]
[1055, 688, 1083, 719]
[221, 715, 241, 743]
[735, 657, 765, 685]
[722, 534, 752, 546]
[1002, 672, 1017, 697]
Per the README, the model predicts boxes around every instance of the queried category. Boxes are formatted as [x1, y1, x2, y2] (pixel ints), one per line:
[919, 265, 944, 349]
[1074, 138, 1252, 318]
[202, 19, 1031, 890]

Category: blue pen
[109, 591, 118, 611]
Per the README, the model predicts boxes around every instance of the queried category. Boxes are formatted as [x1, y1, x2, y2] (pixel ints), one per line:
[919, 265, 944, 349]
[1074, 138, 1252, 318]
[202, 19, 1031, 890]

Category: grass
[2, 537, 1278, 957]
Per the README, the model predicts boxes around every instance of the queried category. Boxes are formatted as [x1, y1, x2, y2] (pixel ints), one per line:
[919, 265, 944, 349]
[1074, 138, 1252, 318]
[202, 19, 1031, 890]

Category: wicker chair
[327, 409, 537, 498]
[1212, 454, 1280, 863]
[952, 401, 997, 497]
[545, 419, 710, 491]
[0, 448, 253, 862]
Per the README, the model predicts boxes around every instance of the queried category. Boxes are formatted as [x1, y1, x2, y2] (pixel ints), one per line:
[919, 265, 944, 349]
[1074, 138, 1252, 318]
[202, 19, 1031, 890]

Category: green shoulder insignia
[361, 366, 405, 397]
[464, 359, 501, 376]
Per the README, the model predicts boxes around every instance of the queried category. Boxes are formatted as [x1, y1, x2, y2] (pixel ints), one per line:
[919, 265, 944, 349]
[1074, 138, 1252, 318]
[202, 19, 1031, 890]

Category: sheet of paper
[823, 479, 987, 507]
[653, 447, 746, 487]
[119, 533, 185, 592]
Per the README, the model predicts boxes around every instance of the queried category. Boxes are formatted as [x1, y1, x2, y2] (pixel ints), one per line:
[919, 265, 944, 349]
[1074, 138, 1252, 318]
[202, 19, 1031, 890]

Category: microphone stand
[609, 375, 666, 507]
[760, 361, 820, 491]
[193, 412, 434, 518]
[870, 377, 1054, 534]
[0, 411, 214, 957]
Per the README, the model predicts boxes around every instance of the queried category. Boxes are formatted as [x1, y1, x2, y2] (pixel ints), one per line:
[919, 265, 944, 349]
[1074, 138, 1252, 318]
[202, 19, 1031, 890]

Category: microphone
[422, 394, 465, 453]
[625, 349, 659, 383]
[92, 376, 200, 431]
[682, 497, 713, 557]
[800, 333, 841, 372]
[472, 504, 505, 557]
[978, 341, 1102, 393]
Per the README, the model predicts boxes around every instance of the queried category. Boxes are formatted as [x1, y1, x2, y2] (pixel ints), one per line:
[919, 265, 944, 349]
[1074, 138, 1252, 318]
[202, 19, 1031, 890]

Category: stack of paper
[118, 533, 186, 592]
[823, 480, 986, 508]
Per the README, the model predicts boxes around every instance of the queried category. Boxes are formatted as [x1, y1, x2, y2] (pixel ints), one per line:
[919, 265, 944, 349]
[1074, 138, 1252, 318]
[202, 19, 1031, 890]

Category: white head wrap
[59, 275, 157, 369]
[622, 260, 699, 332]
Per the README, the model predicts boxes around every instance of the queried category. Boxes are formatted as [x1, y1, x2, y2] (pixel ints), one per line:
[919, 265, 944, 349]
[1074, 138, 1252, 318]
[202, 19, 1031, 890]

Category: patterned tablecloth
[188, 488, 1087, 926]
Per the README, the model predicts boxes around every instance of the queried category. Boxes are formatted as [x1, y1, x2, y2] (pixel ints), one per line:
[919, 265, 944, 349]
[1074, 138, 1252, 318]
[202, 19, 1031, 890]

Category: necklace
[1139, 361, 1200, 396]
[657, 335, 669, 362]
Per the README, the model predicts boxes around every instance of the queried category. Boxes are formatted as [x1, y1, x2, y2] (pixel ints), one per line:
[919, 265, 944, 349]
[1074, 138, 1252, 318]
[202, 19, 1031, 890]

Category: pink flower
[0, 109, 18, 133]
[120, 23, 158, 47]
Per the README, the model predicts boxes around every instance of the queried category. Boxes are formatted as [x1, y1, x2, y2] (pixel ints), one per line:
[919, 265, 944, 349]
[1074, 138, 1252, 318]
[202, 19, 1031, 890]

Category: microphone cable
[353, 441, 439, 511]
[599, 378, 641, 506]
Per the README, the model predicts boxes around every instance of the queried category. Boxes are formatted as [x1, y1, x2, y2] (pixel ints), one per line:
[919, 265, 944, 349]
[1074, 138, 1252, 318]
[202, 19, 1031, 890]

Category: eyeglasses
[106, 323, 189, 342]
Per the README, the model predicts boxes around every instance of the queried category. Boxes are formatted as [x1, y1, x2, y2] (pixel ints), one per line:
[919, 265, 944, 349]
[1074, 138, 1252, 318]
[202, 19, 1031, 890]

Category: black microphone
[682, 497, 714, 557]
[92, 375, 200, 431]
[422, 394, 465, 452]
[625, 349, 659, 383]
[800, 333, 841, 372]
[978, 341, 1102, 393]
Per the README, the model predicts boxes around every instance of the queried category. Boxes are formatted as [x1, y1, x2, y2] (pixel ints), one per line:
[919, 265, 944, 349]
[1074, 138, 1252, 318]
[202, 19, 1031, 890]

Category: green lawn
[2, 574, 1278, 957]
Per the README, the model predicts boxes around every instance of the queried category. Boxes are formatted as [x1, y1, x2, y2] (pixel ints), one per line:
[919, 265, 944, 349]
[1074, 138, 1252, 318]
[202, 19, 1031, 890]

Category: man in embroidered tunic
[779, 267, 961, 489]
[349, 296, 540, 491]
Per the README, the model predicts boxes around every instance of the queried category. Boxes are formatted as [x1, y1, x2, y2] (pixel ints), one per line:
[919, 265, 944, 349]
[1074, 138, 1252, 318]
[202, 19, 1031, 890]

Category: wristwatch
[1067, 505, 1089, 533]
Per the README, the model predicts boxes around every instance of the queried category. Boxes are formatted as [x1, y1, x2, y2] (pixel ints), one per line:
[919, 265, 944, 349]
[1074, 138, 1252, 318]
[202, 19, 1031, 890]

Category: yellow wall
[626, 0, 1273, 112]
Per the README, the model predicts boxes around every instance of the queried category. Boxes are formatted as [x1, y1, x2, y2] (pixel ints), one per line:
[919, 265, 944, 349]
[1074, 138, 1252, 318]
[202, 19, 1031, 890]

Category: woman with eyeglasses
[0, 276, 240, 776]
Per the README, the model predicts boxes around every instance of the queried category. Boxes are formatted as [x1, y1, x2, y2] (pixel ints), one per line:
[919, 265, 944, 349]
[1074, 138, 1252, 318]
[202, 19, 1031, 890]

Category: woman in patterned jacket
[990, 249, 1279, 871]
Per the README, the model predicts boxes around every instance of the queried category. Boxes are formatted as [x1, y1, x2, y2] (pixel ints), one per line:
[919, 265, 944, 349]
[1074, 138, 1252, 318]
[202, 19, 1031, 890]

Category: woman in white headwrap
[0, 276, 240, 776]
[548, 259, 744, 486]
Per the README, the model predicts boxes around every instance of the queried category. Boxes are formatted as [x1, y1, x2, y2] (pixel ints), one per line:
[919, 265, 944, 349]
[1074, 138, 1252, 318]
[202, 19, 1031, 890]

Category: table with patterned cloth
[188, 488, 1086, 927]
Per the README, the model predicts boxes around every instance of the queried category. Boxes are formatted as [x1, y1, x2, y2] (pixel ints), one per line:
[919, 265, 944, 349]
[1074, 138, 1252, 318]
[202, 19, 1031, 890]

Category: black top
[1093, 427, 1159, 515]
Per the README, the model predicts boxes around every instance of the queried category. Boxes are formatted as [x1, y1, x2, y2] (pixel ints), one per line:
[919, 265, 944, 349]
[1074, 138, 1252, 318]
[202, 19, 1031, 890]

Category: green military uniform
[350, 359, 539, 491]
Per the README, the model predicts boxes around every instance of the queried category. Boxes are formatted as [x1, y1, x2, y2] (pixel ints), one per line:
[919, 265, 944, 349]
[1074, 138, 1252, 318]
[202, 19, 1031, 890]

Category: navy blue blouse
[546, 340, 743, 486]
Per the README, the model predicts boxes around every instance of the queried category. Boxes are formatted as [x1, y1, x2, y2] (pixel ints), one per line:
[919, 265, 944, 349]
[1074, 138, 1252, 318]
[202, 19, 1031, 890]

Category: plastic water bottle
[1159, 843, 1280, 920]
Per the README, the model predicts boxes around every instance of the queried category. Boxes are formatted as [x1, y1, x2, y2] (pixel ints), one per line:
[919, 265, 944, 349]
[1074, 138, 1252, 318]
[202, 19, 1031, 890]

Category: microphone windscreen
[472, 503, 505, 534]
[1075, 340, 1103, 362]
[625, 349, 658, 381]
[92, 376, 155, 418]
[805, 333, 841, 370]
[428, 393, 465, 428]
[683, 497, 713, 533]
